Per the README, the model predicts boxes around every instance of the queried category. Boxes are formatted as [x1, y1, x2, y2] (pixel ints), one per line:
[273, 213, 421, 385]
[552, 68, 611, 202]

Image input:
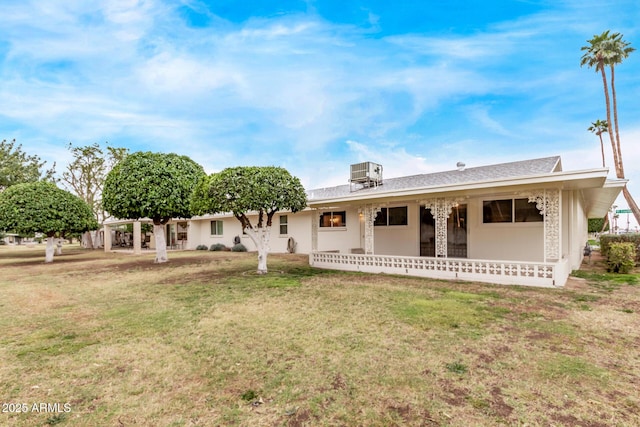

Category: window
[483, 200, 512, 223]
[320, 211, 346, 228]
[483, 198, 543, 223]
[210, 220, 223, 235]
[279, 215, 288, 235]
[515, 199, 543, 222]
[177, 222, 188, 241]
[374, 207, 408, 226]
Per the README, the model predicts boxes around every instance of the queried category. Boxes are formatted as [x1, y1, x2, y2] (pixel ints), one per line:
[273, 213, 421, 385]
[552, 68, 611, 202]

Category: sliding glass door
[419, 205, 467, 258]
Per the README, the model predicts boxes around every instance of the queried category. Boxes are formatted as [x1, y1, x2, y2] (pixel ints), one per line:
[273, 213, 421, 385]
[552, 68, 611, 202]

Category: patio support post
[527, 189, 561, 262]
[133, 221, 142, 255]
[103, 224, 112, 252]
[311, 209, 319, 252]
[359, 204, 382, 254]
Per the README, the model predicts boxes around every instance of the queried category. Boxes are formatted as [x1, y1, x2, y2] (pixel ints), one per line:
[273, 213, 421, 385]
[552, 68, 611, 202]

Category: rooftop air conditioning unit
[350, 162, 383, 190]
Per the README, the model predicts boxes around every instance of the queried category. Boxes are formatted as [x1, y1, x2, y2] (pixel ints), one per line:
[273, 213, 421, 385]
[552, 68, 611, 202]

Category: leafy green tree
[62, 143, 129, 248]
[588, 217, 609, 233]
[0, 182, 98, 262]
[191, 166, 307, 274]
[581, 31, 639, 224]
[102, 151, 205, 263]
[0, 139, 56, 191]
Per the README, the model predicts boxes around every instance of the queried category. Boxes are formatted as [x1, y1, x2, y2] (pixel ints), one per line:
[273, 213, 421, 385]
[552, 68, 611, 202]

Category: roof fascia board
[308, 168, 611, 206]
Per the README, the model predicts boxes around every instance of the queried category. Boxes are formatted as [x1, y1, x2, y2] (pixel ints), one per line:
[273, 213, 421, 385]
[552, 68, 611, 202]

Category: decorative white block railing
[310, 252, 569, 288]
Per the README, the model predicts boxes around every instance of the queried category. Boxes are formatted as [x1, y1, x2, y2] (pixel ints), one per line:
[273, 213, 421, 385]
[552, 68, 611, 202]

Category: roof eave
[308, 168, 611, 206]
[582, 179, 628, 218]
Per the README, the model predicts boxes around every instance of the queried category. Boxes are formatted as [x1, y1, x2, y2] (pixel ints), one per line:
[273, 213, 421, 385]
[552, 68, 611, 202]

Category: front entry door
[419, 204, 467, 258]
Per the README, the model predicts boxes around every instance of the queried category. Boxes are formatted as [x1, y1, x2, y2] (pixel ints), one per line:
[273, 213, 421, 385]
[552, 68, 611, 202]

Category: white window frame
[279, 215, 288, 236]
[210, 220, 224, 236]
[319, 211, 347, 228]
[374, 206, 408, 227]
[482, 198, 543, 224]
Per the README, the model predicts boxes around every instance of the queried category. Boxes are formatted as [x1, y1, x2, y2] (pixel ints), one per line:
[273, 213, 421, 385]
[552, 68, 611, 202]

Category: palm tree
[607, 33, 634, 177]
[581, 31, 640, 225]
[587, 119, 608, 167]
[581, 32, 620, 175]
[588, 119, 611, 232]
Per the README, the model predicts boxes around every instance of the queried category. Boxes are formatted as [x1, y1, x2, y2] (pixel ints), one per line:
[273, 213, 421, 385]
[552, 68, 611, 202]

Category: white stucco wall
[188, 211, 311, 253]
[186, 190, 588, 267]
[188, 215, 239, 249]
[255, 211, 311, 254]
[467, 198, 545, 262]
[316, 207, 361, 253]
[370, 198, 547, 262]
[372, 203, 420, 256]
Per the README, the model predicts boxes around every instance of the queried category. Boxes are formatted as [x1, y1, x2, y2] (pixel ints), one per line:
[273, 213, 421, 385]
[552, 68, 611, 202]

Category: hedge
[599, 233, 640, 263]
[606, 242, 637, 273]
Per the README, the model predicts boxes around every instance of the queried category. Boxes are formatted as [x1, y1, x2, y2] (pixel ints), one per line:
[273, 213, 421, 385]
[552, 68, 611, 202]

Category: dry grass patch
[0, 245, 639, 426]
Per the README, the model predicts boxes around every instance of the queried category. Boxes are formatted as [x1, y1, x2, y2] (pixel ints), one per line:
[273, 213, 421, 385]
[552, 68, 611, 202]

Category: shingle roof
[307, 156, 562, 201]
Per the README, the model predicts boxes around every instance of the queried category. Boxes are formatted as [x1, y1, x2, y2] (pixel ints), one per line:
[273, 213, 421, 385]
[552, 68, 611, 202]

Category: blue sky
[1, 0, 639, 225]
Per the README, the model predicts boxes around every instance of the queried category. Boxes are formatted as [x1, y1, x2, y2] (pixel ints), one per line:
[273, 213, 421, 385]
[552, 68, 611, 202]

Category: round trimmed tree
[191, 166, 307, 274]
[102, 151, 205, 263]
[0, 181, 98, 262]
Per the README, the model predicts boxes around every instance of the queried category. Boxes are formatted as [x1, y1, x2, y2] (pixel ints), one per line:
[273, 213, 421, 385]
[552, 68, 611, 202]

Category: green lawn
[1, 244, 639, 426]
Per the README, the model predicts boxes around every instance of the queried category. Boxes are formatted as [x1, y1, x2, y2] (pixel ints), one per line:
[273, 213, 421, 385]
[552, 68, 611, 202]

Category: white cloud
[137, 53, 247, 95]
[345, 139, 441, 177]
[385, 31, 529, 60]
[464, 105, 516, 137]
[1, 0, 639, 221]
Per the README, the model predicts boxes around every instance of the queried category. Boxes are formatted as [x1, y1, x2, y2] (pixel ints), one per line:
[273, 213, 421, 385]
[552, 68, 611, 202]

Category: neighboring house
[2, 233, 22, 245]
[105, 156, 625, 288]
[1, 233, 39, 245]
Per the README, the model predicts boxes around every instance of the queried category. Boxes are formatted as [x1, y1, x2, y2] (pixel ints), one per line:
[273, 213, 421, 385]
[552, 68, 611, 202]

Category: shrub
[210, 243, 227, 251]
[231, 243, 247, 252]
[600, 233, 640, 261]
[606, 242, 636, 274]
[195, 244, 208, 251]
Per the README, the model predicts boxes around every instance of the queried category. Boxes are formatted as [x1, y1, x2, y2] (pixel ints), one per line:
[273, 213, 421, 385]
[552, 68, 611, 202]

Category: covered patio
[103, 219, 190, 254]
[309, 190, 569, 287]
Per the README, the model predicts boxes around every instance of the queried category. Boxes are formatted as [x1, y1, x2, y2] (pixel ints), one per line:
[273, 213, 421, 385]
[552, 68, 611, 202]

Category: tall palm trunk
[622, 187, 640, 227]
[597, 132, 605, 167]
[609, 66, 640, 224]
[609, 65, 625, 178]
[596, 130, 608, 230]
[599, 66, 621, 177]
[600, 214, 609, 233]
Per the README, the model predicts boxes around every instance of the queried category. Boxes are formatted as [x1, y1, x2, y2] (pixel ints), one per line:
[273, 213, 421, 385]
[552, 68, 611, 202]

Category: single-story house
[106, 156, 625, 287]
[1, 233, 40, 245]
[2, 233, 23, 245]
